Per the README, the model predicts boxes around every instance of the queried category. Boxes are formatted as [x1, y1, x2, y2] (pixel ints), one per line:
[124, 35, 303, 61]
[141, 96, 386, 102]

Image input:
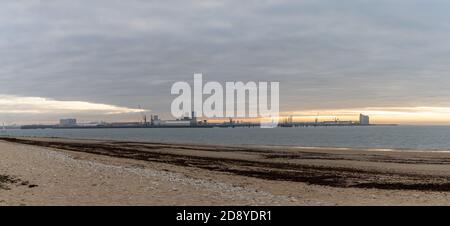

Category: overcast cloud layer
[1, 0, 450, 124]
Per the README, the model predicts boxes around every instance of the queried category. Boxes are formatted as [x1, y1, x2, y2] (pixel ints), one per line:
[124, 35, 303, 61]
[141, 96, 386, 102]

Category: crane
[138, 105, 147, 126]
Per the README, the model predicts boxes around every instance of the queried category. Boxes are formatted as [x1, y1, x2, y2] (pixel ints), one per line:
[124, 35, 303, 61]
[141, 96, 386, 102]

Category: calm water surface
[3, 126, 450, 151]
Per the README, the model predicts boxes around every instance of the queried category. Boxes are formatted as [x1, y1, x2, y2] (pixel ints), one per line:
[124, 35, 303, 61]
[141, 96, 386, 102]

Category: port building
[359, 114, 370, 125]
[59, 118, 77, 127]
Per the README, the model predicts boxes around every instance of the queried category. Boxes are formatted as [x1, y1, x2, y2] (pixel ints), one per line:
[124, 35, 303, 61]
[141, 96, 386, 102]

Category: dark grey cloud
[1, 0, 450, 123]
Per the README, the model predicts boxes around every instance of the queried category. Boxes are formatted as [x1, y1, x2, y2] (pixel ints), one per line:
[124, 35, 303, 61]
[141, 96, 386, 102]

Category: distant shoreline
[18, 123, 398, 130]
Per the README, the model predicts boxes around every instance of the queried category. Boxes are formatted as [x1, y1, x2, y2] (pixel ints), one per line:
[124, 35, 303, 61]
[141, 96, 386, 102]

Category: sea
[2, 126, 450, 151]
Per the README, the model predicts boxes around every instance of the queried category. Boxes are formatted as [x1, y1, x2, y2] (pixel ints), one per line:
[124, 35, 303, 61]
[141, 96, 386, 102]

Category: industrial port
[19, 113, 390, 129]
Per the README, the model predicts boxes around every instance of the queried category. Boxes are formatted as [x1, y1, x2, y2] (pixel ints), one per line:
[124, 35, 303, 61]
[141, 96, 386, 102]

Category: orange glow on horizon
[285, 107, 450, 125]
[199, 107, 450, 125]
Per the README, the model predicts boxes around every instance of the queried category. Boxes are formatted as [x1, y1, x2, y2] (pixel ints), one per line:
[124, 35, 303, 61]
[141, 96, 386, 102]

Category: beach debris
[0, 174, 37, 190]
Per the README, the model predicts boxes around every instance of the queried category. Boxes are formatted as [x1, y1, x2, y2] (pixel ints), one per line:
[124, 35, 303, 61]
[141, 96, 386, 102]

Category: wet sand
[2, 136, 450, 205]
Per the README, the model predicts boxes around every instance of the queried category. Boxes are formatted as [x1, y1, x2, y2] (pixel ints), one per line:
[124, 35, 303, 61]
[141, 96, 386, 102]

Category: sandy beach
[2, 136, 450, 206]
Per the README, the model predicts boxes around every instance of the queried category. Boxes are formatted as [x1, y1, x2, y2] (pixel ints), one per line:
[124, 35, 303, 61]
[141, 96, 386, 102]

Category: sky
[1, 0, 450, 124]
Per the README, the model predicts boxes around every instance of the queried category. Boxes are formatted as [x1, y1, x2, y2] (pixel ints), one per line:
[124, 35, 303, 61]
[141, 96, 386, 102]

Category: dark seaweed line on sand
[264, 153, 450, 165]
[2, 137, 450, 192]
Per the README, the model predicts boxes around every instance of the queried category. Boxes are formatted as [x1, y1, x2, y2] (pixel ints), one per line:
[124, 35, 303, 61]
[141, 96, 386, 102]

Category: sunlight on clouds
[286, 107, 450, 125]
[0, 95, 145, 114]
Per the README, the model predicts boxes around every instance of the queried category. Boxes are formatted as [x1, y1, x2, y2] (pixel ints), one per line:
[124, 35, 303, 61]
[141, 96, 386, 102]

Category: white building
[160, 120, 191, 127]
[359, 114, 370, 125]
[59, 118, 77, 127]
[151, 115, 163, 126]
